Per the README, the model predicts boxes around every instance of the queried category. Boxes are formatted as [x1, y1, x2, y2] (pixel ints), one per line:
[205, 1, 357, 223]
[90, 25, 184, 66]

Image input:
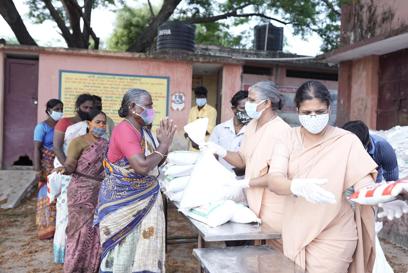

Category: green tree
[108, 5, 155, 51]
[0, 0, 345, 52]
[112, 0, 344, 53]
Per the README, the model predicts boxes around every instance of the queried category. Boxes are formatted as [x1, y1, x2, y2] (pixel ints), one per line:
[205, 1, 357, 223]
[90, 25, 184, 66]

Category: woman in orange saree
[248, 81, 380, 273]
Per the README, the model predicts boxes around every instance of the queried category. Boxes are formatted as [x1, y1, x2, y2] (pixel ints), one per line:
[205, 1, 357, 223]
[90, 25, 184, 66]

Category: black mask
[236, 110, 251, 125]
[78, 109, 90, 121]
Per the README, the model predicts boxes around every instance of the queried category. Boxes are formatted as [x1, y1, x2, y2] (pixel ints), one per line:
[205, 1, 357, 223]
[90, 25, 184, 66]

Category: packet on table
[186, 200, 237, 227]
[166, 176, 191, 193]
[230, 203, 261, 224]
[167, 151, 200, 165]
[179, 151, 239, 209]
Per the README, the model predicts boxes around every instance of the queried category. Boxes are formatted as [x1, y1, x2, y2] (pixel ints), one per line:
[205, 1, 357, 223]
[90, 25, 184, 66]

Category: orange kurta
[239, 116, 290, 232]
[270, 127, 377, 273]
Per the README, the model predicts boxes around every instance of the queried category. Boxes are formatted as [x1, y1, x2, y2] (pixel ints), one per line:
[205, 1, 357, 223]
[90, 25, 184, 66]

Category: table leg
[163, 195, 168, 253]
[197, 234, 205, 248]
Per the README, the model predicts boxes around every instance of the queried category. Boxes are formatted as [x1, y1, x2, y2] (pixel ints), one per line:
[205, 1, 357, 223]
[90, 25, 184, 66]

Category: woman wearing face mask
[33, 99, 63, 240]
[52, 93, 94, 263]
[204, 81, 291, 239]
[95, 88, 176, 273]
[54, 109, 108, 273]
[53, 93, 94, 166]
[246, 80, 408, 273]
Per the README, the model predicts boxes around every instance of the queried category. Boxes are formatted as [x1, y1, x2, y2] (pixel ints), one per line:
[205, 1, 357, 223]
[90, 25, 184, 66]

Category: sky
[0, 0, 323, 56]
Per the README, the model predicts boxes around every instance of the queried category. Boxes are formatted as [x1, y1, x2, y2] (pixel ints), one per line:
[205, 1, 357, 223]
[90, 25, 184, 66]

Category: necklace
[125, 118, 141, 133]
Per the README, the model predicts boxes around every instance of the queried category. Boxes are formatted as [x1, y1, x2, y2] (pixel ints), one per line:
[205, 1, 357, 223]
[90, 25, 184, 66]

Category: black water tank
[157, 21, 196, 52]
[254, 23, 283, 51]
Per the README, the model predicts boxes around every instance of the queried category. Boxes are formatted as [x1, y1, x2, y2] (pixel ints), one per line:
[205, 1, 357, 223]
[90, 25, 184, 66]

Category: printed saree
[64, 138, 108, 273]
[95, 136, 165, 273]
[36, 147, 56, 239]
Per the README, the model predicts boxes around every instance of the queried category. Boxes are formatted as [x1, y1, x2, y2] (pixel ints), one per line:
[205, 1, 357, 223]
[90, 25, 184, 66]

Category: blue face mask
[92, 127, 106, 138]
[196, 98, 207, 107]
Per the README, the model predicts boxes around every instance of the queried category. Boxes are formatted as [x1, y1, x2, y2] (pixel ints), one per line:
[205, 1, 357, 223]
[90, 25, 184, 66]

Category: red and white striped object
[349, 180, 408, 205]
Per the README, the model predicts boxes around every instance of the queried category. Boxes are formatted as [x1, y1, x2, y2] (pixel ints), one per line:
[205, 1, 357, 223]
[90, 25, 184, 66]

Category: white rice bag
[167, 191, 184, 203]
[186, 200, 237, 227]
[184, 118, 208, 147]
[47, 172, 70, 203]
[167, 151, 200, 165]
[230, 203, 261, 224]
[179, 151, 239, 209]
[166, 176, 191, 193]
[164, 164, 195, 177]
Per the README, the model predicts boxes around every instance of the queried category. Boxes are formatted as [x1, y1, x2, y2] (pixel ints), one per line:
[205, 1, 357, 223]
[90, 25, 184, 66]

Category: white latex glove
[378, 200, 408, 220]
[200, 141, 227, 158]
[290, 178, 336, 204]
[235, 178, 250, 189]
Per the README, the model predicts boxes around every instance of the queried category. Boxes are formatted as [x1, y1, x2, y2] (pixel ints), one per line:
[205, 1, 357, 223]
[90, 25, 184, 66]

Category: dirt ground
[1, 194, 407, 273]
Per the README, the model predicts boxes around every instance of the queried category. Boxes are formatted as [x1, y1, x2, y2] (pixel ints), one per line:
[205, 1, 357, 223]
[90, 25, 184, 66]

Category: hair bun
[118, 107, 128, 118]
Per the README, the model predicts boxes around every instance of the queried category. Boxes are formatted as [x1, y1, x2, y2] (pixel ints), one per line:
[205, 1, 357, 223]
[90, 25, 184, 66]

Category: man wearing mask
[92, 95, 115, 138]
[209, 90, 250, 177]
[343, 120, 399, 183]
[187, 86, 217, 150]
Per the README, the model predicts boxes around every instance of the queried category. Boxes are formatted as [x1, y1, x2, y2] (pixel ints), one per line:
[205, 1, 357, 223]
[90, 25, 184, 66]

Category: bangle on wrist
[154, 150, 166, 159]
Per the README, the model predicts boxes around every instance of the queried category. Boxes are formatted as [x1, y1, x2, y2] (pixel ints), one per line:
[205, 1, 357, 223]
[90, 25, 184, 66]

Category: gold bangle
[154, 150, 165, 159]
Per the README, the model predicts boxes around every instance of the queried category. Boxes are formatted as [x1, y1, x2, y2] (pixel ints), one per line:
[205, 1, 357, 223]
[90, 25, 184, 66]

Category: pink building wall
[0, 51, 4, 167]
[220, 64, 242, 122]
[348, 56, 379, 129]
[38, 52, 193, 129]
[342, 0, 408, 46]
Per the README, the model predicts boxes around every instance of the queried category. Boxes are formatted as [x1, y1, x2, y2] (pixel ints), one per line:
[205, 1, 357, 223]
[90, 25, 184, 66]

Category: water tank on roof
[157, 21, 196, 52]
[254, 23, 283, 51]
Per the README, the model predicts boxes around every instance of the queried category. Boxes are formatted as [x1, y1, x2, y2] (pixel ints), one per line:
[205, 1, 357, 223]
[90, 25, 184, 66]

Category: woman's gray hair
[249, 81, 283, 110]
[118, 88, 151, 118]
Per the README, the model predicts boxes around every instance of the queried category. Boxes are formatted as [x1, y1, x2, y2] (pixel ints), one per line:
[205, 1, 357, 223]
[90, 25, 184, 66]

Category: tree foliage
[110, 0, 343, 53]
[0, 0, 345, 52]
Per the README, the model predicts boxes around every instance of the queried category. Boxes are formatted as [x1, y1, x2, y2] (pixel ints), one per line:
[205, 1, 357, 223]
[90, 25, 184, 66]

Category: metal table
[164, 194, 281, 248]
[193, 246, 305, 273]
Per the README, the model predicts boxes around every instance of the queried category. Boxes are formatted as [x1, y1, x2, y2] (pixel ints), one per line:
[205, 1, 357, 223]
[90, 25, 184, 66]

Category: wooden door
[3, 58, 38, 168]
[377, 49, 408, 129]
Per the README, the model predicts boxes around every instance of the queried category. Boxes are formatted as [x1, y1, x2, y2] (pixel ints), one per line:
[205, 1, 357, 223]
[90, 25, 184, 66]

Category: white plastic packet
[47, 172, 71, 203]
[164, 164, 195, 177]
[373, 222, 394, 273]
[167, 190, 184, 203]
[186, 200, 237, 227]
[167, 151, 200, 165]
[166, 176, 191, 193]
[230, 203, 261, 224]
[179, 150, 240, 209]
[184, 118, 208, 147]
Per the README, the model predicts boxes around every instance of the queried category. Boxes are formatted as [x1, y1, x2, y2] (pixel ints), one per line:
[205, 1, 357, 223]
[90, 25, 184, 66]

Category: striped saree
[95, 156, 165, 273]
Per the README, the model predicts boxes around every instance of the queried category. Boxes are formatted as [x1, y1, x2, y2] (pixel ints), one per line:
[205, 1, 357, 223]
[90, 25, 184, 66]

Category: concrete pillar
[0, 51, 4, 168]
[220, 65, 242, 122]
[336, 61, 352, 126]
[348, 55, 379, 129]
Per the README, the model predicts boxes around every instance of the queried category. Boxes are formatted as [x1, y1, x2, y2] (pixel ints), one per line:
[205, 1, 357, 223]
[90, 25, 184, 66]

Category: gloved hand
[290, 178, 336, 204]
[200, 141, 227, 158]
[235, 178, 250, 189]
[378, 200, 408, 220]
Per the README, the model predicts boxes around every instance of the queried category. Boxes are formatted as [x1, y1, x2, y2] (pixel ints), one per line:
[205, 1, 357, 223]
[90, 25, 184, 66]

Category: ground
[0, 194, 407, 273]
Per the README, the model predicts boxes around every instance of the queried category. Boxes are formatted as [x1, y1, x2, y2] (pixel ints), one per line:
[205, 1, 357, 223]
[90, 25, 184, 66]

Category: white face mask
[245, 100, 266, 120]
[196, 98, 207, 107]
[298, 113, 329, 134]
[49, 110, 63, 121]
